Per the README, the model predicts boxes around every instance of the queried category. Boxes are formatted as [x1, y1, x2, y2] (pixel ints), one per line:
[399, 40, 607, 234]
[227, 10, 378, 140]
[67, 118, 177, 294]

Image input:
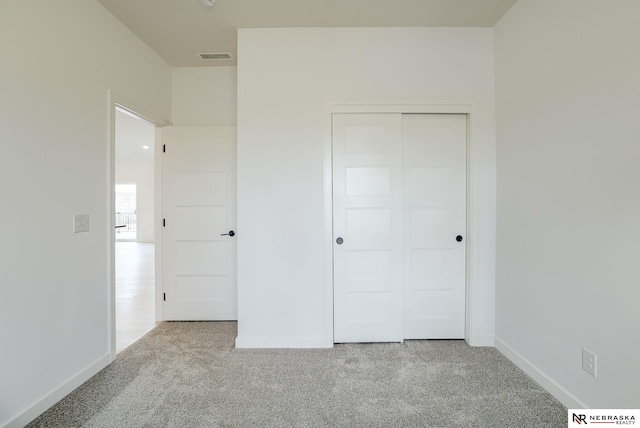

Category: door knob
[221, 230, 235, 237]
[336, 237, 344, 245]
[456, 235, 463, 242]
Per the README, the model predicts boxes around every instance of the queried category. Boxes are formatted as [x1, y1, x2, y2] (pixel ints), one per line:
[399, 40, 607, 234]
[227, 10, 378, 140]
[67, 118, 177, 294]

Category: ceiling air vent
[199, 52, 233, 60]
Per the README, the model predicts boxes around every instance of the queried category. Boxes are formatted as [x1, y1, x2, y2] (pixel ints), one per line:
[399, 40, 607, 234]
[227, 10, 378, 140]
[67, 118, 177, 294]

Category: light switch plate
[73, 214, 90, 233]
[582, 348, 597, 378]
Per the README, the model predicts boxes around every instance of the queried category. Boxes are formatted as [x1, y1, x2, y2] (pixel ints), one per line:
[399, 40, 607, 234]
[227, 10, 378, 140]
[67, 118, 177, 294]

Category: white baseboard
[494, 336, 587, 409]
[236, 335, 494, 348]
[466, 334, 494, 347]
[235, 336, 332, 349]
[2, 354, 110, 428]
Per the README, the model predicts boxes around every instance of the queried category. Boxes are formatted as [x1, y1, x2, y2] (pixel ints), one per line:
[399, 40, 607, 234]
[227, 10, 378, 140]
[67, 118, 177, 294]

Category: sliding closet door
[332, 114, 404, 343]
[402, 114, 466, 339]
[333, 113, 466, 342]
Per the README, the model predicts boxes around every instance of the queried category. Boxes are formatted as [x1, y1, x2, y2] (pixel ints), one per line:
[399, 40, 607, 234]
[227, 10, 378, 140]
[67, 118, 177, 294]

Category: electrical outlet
[73, 214, 90, 233]
[582, 348, 597, 378]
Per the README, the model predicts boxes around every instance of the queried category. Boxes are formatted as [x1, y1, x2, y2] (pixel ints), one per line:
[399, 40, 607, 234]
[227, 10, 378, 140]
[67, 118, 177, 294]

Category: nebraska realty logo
[569, 409, 639, 425]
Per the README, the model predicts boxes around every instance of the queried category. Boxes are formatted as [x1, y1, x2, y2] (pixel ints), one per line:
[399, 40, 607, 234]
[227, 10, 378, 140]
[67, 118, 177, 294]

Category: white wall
[172, 66, 237, 126]
[494, 0, 640, 408]
[116, 159, 155, 243]
[236, 28, 497, 347]
[0, 0, 171, 426]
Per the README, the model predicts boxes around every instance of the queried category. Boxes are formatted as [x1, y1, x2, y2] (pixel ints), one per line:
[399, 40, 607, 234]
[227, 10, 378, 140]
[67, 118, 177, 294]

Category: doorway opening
[114, 106, 157, 354]
[115, 183, 137, 241]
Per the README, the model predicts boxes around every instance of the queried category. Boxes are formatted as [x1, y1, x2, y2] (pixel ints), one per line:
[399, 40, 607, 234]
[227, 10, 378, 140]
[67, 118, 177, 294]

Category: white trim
[154, 127, 164, 323]
[330, 102, 474, 115]
[111, 95, 171, 128]
[2, 354, 110, 428]
[322, 101, 335, 348]
[466, 335, 494, 347]
[323, 99, 484, 346]
[495, 336, 587, 409]
[107, 91, 170, 361]
[236, 336, 331, 349]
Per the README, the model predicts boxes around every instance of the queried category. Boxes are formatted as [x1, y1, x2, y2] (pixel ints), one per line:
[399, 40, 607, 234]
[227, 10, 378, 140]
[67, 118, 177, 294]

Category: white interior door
[333, 113, 404, 343]
[162, 126, 237, 320]
[402, 114, 466, 339]
[333, 113, 466, 342]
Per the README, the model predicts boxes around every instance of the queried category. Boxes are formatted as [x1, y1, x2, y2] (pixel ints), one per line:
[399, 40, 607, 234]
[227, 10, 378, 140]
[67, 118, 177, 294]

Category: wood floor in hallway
[116, 241, 156, 354]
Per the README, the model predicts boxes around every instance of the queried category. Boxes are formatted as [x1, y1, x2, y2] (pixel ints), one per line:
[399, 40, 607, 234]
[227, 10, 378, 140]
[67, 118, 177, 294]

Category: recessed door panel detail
[175, 276, 229, 301]
[345, 125, 392, 154]
[173, 137, 229, 163]
[347, 293, 393, 321]
[406, 125, 460, 156]
[410, 168, 456, 196]
[346, 209, 392, 249]
[175, 242, 227, 275]
[347, 251, 392, 282]
[408, 290, 456, 320]
[174, 172, 228, 205]
[174, 207, 228, 241]
[333, 113, 466, 343]
[409, 249, 455, 284]
[346, 167, 391, 196]
[409, 209, 455, 246]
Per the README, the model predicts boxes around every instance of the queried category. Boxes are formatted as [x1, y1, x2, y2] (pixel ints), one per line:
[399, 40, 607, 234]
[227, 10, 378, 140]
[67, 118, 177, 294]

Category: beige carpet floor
[28, 322, 566, 427]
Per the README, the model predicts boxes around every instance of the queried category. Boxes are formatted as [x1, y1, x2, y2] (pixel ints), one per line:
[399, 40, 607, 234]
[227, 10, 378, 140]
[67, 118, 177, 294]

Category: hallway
[116, 242, 156, 354]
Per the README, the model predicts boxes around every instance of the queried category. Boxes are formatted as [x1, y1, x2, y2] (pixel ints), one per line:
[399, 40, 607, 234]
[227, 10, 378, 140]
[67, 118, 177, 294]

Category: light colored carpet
[28, 322, 566, 427]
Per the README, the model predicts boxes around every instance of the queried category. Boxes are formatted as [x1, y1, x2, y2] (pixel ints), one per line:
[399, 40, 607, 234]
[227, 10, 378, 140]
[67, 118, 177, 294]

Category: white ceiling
[96, 0, 517, 67]
[115, 108, 155, 161]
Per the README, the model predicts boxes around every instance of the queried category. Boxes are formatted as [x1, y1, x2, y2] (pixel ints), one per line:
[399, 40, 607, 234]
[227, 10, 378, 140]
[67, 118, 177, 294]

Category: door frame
[107, 91, 170, 361]
[323, 99, 483, 347]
